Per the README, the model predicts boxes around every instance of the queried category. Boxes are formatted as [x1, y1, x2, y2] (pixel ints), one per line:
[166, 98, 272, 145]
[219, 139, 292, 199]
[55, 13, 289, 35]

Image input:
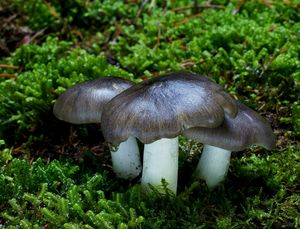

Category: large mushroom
[101, 72, 238, 193]
[53, 77, 142, 179]
[183, 102, 275, 189]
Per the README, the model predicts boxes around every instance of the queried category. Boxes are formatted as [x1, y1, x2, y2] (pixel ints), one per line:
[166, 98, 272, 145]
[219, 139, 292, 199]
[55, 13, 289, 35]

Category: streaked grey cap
[101, 72, 238, 144]
[183, 102, 275, 151]
[53, 76, 134, 124]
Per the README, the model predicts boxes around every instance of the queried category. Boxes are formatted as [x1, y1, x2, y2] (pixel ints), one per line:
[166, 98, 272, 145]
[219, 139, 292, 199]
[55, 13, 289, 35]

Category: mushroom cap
[183, 102, 276, 151]
[53, 76, 134, 124]
[101, 72, 238, 144]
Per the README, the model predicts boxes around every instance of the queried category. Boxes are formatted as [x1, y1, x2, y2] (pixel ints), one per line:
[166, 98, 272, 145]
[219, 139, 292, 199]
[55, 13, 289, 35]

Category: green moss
[0, 0, 299, 228]
[0, 37, 133, 144]
[0, 158, 144, 228]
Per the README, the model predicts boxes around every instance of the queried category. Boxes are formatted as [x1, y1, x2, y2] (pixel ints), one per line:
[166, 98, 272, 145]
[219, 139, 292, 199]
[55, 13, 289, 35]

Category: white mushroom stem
[195, 144, 231, 189]
[141, 137, 178, 194]
[110, 137, 142, 179]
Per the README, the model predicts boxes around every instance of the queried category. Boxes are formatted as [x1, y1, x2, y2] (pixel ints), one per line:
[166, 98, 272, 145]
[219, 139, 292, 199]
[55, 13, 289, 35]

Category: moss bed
[0, 0, 299, 228]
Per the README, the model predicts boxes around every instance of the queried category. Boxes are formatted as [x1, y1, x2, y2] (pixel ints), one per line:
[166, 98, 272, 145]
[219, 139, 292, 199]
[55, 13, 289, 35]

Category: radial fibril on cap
[53, 76, 134, 124]
[101, 72, 238, 145]
[183, 102, 275, 151]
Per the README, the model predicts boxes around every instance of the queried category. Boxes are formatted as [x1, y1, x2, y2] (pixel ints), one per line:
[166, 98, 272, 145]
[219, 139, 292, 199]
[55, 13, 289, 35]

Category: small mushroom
[183, 102, 275, 189]
[53, 77, 142, 179]
[101, 72, 238, 193]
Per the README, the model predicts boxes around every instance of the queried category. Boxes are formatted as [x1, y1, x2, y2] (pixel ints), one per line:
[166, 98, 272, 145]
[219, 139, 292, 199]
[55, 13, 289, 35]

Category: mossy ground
[0, 0, 299, 228]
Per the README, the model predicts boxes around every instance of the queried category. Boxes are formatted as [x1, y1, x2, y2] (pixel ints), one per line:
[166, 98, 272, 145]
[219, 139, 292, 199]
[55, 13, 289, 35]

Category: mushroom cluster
[53, 72, 275, 194]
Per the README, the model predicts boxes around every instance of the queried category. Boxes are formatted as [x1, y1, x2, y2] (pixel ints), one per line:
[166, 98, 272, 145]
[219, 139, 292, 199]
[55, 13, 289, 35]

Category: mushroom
[183, 102, 275, 189]
[53, 76, 142, 179]
[101, 72, 238, 193]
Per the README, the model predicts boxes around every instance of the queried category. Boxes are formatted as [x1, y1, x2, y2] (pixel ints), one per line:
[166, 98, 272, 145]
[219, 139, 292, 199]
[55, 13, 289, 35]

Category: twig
[172, 12, 203, 27]
[5, 14, 17, 23]
[172, 4, 224, 12]
[0, 64, 19, 69]
[22, 28, 46, 45]
[155, 22, 161, 48]
[233, 0, 272, 14]
[259, 47, 288, 78]
[42, 0, 59, 18]
[180, 58, 205, 68]
[233, 0, 247, 14]
[136, 0, 148, 18]
[0, 74, 16, 78]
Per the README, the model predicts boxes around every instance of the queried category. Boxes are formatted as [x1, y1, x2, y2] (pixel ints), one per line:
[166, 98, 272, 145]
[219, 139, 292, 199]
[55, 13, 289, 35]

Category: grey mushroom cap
[183, 102, 276, 151]
[101, 72, 238, 145]
[53, 76, 134, 124]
